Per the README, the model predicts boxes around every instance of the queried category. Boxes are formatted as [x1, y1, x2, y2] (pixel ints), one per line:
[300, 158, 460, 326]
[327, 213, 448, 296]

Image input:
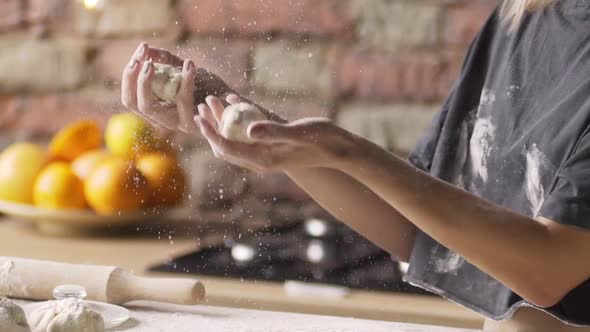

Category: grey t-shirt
[407, 1, 590, 325]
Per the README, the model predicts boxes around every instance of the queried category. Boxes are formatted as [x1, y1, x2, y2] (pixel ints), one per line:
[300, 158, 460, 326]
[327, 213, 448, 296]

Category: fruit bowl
[0, 200, 165, 236]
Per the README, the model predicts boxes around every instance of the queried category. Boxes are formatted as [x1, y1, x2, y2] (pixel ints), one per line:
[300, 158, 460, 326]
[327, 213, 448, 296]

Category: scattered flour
[479, 89, 496, 107]
[507, 85, 521, 98]
[28, 298, 104, 332]
[0, 260, 14, 295]
[430, 247, 465, 276]
[524, 144, 553, 216]
[0, 298, 29, 332]
[112, 301, 476, 332]
[0, 260, 31, 299]
[450, 121, 470, 189]
[469, 118, 495, 183]
[461, 89, 498, 184]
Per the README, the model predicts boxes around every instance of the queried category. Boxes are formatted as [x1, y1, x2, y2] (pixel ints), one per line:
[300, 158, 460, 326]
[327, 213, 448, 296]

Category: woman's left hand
[194, 95, 360, 173]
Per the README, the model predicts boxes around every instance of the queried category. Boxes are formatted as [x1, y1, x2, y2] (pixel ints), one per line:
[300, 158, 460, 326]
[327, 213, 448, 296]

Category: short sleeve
[539, 131, 590, 229]
[408, 21, 488, 174]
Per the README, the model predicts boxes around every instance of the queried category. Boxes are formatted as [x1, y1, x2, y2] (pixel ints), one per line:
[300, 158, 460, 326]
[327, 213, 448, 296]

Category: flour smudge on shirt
[524, 144, 553, 216]
[469, 89, 497, 183]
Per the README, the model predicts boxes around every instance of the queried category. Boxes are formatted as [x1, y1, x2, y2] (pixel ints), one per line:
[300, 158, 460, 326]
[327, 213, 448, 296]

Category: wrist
[333, 131, 374, 171]
[337, 133, 404, 178]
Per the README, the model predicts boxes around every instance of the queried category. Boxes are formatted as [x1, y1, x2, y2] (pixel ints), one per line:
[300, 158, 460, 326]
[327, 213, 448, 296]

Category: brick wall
[0, 0, 497, 227]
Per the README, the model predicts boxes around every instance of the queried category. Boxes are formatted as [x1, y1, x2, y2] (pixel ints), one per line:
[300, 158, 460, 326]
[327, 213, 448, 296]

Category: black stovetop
[149, 221, 430, 295]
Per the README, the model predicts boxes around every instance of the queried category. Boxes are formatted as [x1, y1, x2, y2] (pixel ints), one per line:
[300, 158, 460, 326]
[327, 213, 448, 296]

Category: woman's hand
[194, 94, 360, 173]
[121, 42, 232, 134]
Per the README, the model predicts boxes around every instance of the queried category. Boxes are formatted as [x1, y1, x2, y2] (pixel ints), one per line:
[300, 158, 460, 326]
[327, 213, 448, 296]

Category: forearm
[341, 139, 571, 306]
[242, 102, 416, 260]
[286, 168, 416, 261]
[235, 105, 418, 260]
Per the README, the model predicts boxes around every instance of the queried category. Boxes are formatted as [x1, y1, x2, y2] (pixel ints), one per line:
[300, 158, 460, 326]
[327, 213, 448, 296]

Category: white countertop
[16, 299, 479, 332]
[1, 220, 483, 329]
[110, 302, 480, 332]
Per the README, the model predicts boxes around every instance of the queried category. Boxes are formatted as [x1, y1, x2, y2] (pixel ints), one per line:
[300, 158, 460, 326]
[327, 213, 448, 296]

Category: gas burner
[149, 221, 431, 295]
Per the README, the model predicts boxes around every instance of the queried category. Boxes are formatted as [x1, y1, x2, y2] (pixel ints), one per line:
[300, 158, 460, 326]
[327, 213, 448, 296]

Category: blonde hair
[500, 0, 554, 30]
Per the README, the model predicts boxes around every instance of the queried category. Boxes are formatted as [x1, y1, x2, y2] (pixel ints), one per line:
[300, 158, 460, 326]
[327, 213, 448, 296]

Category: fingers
[196, 117, 261, 160]
[226, 94, 241, 105]
[137, 60, 156, 113]
[146, 47, 184, 67]
[137, 59, 174, 128]
[195, 117, 266, 172]
[205, 95, 225, 127]
[122, 43, 167, 127]
[121, 60, 141, 110]
[176, 59, 199, 134]
[197, 103, 218, 131]
[121, 43, 148, 110]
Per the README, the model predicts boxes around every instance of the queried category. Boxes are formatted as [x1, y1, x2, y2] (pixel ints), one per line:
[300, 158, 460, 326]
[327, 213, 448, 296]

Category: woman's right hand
[121, 42, 233, 135]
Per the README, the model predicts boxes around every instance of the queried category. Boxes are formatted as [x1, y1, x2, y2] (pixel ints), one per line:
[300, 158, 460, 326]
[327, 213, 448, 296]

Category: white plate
[23, 301, 130, 330]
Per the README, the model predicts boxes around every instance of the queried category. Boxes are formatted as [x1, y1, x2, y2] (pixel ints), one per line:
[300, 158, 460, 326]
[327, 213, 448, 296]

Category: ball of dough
[220, 103, 266, 143]
[0, 298, 30, 332]
[151, 63, 182, 103]
[28, 299, 104, 332]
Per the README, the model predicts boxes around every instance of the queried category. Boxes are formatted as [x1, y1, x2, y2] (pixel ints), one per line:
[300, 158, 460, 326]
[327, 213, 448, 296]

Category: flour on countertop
[97, 301, 477, 332]
[0, 260, 30, 299]
[0, 260, 14, 296]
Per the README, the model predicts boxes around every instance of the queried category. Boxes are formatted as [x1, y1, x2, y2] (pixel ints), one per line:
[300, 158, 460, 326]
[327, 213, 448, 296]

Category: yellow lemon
[136, 152, 186, 207]
[49, 120, 102, 162]
[0, 143, 47, 204]
[33, 162, 87, 210]
[84, 158, 149, 215]
[105, 113, 156, 158]
[71, 150, 112, 180]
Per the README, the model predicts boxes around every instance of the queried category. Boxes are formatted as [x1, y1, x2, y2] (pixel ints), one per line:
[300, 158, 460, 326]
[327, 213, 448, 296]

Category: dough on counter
[28, 298, 104, 332]
[0, 298, 30, 332]
[220, 103, 267, 143]
[152, 63, 182, 103]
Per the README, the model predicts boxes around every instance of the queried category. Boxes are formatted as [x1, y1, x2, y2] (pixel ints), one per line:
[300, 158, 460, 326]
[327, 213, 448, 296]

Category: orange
[71, 150, 112, 180]
[0, 143, 47, 204]
[84, 157, 149, 215]
[136, 152, 186, 207]
[49, 120, 102, 162]
[33, 162, 87, 210]
[105, 113, 156, 158]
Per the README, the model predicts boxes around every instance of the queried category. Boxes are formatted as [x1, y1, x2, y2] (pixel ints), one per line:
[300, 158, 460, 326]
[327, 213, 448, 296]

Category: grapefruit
[71, 150, 111, 180]
[33, 162, 86, 210]
[105, 113, 156, 158]
[136, 152, 186, 207]
[0, 143, 47, 204]
[49, 120, 102, 162]
[84, 158, 149, 215]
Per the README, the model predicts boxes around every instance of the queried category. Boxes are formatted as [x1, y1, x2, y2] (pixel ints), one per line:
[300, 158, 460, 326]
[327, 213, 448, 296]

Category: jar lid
[52, 285, 87, 300]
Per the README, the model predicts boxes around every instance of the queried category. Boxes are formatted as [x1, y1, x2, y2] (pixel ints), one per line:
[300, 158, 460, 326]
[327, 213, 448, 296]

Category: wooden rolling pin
[0, 257, 205, 304]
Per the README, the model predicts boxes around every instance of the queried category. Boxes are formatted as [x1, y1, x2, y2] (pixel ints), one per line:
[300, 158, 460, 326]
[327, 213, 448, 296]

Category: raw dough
[220, 103, 266, 143]
[152, 63, 182, 103]
[28, 299, 104, 332]
[0, 298, 30, 332]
